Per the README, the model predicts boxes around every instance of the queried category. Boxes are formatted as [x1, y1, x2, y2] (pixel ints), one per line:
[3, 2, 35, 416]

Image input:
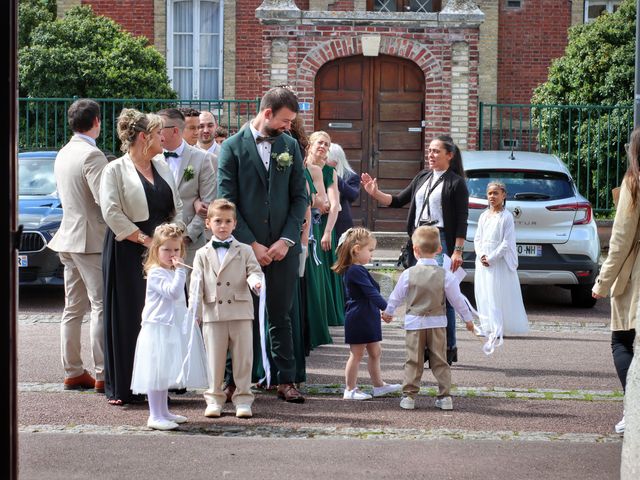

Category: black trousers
[612, 329, 636, 391]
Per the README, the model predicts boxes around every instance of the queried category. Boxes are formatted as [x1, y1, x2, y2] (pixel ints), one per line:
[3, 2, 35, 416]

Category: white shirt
[384, 258, 472, 330]
[211, 235, 233, 265]
[249, 123, 271, 171]
[414, 169, 445, 228]
[164, 140, 187, 184]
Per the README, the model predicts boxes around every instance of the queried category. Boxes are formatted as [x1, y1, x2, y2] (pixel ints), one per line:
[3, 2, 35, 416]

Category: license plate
[18, 255, 28, 267]
[517, 244, 542, 257]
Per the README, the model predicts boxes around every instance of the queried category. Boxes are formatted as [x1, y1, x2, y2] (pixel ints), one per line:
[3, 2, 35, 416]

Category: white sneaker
[147, 418, 179, 431]
[615, 416, 625, 434]
[373, 383, 402, 397]
[343, 388, 372, 400]
[435, 396, 453, 410]
[399, 396, 415, 410]
[204, 404, 222, 418]
[166, 413, 187, 424]
[235, 404, 253, 418]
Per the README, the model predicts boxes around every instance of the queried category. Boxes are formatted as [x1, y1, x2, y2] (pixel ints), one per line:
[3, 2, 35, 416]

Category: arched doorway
[315, 54, 425, 231]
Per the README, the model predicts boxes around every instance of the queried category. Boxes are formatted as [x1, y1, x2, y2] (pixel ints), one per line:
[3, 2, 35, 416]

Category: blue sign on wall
[299, 102, 311, 111]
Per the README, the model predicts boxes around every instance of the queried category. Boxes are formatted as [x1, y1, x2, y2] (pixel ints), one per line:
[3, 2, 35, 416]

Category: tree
[531, 0, 635, 213]
[18, 5, 177, 99]
[18, 0, 56, 50]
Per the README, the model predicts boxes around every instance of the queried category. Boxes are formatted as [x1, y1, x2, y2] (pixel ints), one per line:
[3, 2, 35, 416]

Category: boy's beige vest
[406, 264, 446, 317]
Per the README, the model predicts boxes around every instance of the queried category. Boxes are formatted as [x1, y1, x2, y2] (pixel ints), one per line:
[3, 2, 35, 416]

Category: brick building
[56, 0, 622, 229]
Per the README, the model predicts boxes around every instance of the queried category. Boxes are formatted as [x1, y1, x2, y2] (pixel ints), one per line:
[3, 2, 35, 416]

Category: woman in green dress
[305, 131, 345, 329]
[303, 144, 333, 349]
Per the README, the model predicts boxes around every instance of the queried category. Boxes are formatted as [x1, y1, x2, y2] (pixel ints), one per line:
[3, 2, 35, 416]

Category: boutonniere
[183, 165, 195, 181]
[271, 147, 293, 172]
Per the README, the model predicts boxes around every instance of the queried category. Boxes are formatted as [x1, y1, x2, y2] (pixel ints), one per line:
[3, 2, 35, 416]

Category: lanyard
[417, 171, 445, 222]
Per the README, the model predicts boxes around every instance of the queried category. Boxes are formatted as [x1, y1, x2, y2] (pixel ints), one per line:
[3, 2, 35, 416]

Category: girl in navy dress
[332, 228, 401, 400]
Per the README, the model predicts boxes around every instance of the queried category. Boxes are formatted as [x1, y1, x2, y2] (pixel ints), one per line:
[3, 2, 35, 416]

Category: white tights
[147, 389, 182, 422]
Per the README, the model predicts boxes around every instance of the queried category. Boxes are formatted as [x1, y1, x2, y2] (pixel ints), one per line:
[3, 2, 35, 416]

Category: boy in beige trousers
[190, 199, 263, 418]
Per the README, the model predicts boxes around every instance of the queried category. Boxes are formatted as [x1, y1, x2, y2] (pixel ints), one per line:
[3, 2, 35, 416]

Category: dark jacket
[389, 169, 469, 257]
[334, 170, 361, 241]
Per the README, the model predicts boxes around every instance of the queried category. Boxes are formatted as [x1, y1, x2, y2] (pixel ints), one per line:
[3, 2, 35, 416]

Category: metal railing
[19, 97, 261, 155]
[478, 103, 634, 216]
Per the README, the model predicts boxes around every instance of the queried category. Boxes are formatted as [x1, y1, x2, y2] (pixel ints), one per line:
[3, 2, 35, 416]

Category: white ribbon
[258, 280, 271, 388]
[176, 270, 202, 385]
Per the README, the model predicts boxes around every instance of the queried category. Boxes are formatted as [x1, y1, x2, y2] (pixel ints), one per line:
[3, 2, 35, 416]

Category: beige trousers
[59, 252, 104, 380]
[403, 327, 450, 398]
[202, 319, 254, 407]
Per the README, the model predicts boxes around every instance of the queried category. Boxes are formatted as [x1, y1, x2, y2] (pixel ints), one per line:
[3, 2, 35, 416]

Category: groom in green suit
[217, 86, 307, 403]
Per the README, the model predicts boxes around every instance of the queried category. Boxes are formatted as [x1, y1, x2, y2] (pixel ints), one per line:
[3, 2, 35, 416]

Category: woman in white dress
[474, 181, 529, 348]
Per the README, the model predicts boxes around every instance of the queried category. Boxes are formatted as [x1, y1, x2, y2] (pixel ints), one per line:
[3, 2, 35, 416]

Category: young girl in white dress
[474, 182, 528, 352]
[130, 223, 209, 430]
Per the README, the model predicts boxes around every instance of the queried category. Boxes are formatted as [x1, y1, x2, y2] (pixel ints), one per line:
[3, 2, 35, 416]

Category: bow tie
[256, 135, 276, 145]
[211, 240, 230, 249]
[164, 151, 179, 158]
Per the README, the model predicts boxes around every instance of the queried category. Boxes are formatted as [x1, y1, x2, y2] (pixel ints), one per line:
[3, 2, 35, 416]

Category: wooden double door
[315, 54, 425, 231]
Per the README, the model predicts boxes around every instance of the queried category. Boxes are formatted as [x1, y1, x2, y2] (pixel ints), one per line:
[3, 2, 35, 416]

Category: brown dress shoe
[94, 381, 105, 393]
[277, 383, 305, 403]
[63, 370, 96, 390]
[223, 384, 236, 403]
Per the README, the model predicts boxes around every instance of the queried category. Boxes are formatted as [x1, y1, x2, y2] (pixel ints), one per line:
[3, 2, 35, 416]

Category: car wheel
[571, 285, 597, 308]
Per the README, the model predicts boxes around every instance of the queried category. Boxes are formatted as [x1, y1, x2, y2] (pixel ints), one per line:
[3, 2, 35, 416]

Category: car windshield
[466, 169, 574, 201]
[19, 156, 56, 196]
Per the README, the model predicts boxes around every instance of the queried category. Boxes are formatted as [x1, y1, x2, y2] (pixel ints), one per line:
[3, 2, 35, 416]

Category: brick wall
[260, 24, 481, 150]
[497, 0, 571, 104]
[82, 0, 155, 44]
[235, 0, 265, 100]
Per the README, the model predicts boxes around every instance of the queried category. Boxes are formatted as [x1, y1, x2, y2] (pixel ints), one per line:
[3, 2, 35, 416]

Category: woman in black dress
[100, 108, 184, 405]
[360, 135, 469, 365]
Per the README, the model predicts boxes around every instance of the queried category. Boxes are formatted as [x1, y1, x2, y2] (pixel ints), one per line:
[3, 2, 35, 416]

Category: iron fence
[19, 97, 261, 155]
[478, 103, 634, 216]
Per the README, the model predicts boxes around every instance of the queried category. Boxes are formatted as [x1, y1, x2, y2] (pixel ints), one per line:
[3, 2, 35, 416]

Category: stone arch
[295, 35, 445, 137]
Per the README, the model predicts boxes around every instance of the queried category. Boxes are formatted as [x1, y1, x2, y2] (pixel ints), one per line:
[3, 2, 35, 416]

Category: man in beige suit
[156, 108, 216, 279]
[48, 98, 108, 393]
[197, 110, 220, 160]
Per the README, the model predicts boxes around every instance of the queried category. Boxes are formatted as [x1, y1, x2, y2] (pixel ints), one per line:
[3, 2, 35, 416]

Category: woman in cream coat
[593, 127, 640, 434]
[100, 108, 184, 405]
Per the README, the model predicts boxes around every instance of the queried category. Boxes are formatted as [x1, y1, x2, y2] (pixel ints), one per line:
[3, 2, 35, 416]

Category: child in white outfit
[383, 226, 474, 411]
[190, 199, 263, 419]
[130, 223, 209, 431]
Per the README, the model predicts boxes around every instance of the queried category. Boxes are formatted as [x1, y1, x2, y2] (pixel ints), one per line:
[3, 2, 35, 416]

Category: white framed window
[167, 0, 224, 100]
[584, 1, 622, 23]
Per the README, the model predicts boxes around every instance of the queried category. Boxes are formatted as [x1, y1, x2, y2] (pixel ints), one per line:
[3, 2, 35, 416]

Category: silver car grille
[20, 231, 47, 253]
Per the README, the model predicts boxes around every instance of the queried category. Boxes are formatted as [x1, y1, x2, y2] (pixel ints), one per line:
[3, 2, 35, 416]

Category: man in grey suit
[156, 108, 216, 279]
[48, 98, 108, 393]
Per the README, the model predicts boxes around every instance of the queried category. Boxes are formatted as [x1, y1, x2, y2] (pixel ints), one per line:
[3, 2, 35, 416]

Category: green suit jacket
[217, 126, 307, 254]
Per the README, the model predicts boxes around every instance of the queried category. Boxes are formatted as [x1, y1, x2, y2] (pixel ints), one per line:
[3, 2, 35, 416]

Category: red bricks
[82, 0, 155, 44]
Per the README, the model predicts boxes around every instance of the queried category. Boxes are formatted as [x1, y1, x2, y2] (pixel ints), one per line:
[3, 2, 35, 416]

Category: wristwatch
[282, 238, 295, 247]
[137, 232, 149, 244]
[454, 245, 464, 252]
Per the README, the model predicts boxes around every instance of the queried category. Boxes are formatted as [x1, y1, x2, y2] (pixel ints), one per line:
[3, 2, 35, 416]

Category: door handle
[370, 150, 379, 170]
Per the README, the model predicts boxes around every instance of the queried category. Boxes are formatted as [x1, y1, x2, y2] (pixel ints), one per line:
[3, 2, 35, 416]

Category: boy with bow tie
[190, 199, 263, 419]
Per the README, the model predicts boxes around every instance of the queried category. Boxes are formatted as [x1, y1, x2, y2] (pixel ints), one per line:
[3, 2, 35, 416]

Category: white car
[461, 150, 600, 308]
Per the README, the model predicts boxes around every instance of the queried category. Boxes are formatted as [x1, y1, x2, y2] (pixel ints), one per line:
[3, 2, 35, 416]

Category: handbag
[397, 239, 412, 269]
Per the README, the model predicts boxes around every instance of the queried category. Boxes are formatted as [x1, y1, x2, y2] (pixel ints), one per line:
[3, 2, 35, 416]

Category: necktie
[164, 151, 179, 158]
[211, 240, 230, 249]
[256, 135, 276, 145]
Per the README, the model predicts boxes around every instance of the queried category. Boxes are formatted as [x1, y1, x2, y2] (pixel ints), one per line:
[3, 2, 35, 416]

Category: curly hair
[116, 108, 162, 154]
[143, 223, 185, 275]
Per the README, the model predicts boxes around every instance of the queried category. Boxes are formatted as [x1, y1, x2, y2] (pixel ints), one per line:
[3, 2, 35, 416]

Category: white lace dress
[474, 209, 529, 341]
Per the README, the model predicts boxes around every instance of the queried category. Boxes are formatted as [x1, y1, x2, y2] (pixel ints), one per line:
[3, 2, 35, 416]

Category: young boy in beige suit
[190, 199, 263, 418]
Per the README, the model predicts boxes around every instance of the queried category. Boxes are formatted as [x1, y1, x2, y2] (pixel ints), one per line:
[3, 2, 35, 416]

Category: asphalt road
[16, 283, 624, 480]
